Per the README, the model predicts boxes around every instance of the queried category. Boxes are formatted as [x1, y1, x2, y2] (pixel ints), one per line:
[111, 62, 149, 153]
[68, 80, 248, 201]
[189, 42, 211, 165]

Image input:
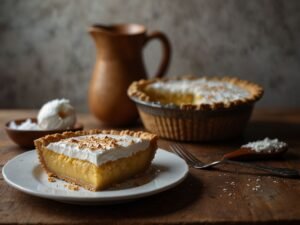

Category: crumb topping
[48, 177, 56, 182]
[68, 136, 121, 151]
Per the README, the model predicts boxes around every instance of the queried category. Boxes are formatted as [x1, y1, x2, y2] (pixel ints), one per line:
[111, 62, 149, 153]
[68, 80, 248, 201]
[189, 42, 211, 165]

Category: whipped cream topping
[242, 138, 287, 153]
[46, 134, 150, 166]
[146, 78, 250, 104]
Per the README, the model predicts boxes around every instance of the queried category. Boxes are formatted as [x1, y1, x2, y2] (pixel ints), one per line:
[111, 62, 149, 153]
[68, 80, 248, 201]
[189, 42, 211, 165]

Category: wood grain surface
[1, 109, 300, 225]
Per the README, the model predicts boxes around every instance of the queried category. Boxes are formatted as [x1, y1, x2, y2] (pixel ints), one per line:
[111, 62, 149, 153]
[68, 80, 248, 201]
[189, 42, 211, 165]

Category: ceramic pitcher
[88, 24, 171, 126]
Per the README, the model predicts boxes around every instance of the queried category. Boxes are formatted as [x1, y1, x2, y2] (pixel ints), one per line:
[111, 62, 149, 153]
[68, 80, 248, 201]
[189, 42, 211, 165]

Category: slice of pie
[34, 130, 157, 191]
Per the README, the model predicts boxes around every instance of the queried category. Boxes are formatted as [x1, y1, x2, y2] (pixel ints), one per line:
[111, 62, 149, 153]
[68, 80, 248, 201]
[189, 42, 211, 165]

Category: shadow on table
[117, 173, 203, 216]
[23, 173, 202, 219]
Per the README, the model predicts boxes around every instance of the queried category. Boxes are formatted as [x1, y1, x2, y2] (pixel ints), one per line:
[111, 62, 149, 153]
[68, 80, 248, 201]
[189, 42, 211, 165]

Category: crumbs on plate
[64, 184, 80, 191]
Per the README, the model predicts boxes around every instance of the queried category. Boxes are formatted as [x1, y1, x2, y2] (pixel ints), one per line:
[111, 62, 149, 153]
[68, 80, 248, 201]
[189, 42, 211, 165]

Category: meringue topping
[46, 134, 150, 166]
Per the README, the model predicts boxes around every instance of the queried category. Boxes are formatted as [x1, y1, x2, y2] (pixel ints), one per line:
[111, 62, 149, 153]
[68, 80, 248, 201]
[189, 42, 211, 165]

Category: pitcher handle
[144, 31, 171, 78]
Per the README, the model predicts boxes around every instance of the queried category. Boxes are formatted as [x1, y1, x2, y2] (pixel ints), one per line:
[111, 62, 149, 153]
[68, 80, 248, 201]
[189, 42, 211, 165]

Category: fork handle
[223, 159, 300, 178]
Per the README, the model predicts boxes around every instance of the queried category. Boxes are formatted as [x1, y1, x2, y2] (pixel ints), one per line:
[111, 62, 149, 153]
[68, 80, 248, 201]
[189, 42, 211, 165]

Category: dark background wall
[0, 0, 299, 111]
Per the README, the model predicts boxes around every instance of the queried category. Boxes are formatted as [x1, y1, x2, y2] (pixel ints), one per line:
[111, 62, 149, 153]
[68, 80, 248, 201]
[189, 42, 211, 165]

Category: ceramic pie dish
[127, 76, 263, 141]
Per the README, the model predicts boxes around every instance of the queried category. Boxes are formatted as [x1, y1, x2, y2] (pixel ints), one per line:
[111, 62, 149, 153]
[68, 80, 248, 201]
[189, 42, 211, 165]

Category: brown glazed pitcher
[88, 24, 171, 126]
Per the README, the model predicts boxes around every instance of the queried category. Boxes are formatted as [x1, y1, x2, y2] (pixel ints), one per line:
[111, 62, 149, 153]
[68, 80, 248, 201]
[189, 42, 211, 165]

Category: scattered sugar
[242, 138, 287, 153]
[252, 187, 258, 191]
[219, 175, 282, 201]
[252, 185, 262, 191]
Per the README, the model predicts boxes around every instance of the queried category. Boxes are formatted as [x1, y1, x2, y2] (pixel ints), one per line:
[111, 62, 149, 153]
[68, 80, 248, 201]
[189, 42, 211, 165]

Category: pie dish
[34, 129, 157, 191]
[128, 76, 263, 141]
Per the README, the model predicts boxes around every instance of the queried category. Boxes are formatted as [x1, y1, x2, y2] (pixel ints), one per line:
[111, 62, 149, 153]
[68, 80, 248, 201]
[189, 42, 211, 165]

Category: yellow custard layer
[144, 89, 195, 105]
[40, 145, 156, 191]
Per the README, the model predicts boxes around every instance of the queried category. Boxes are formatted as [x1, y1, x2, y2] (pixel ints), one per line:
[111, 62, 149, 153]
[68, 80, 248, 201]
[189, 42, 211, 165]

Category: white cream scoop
[37, 99, 76, 130]
[9, 99, 76, 130]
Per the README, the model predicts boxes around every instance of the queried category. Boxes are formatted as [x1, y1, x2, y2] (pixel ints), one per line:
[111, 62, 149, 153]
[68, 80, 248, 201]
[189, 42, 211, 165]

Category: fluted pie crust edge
[127, 76, 263, 110]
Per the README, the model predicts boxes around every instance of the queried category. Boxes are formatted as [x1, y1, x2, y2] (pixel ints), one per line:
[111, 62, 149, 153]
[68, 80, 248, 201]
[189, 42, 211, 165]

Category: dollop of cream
[9, 99, 76, 130]
[37, 99, 76, 130]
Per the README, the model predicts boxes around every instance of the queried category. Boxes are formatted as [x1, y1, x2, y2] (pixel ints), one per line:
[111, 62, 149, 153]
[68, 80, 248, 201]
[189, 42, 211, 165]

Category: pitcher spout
[88, 25, 104, 40]
[88, 24, 108, 34]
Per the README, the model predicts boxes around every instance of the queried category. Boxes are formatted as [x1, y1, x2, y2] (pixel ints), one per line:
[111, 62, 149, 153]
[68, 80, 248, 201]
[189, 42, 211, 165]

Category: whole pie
[128, 76, 263, 141]
[34, 130, 157, 191]
[128, 76, 263, 110]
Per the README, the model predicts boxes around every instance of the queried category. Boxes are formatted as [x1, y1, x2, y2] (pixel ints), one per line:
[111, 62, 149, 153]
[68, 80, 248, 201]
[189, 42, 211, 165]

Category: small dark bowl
[5, 118, 84, 149]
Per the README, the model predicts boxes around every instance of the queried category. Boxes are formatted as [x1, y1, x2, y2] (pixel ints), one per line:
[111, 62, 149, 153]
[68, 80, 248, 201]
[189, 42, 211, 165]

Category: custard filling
[41, 145, 155, 190]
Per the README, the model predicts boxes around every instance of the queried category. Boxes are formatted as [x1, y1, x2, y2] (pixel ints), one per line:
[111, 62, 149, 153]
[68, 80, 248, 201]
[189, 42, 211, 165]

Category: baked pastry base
[138, 104, 253, 141]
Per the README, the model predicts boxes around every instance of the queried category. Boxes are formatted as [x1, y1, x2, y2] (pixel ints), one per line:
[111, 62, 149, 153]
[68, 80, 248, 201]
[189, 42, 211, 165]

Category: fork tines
[170, 143, 201, 166]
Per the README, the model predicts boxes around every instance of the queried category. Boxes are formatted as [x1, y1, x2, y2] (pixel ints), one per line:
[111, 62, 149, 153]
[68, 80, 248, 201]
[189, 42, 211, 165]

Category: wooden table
[1, 109, 300, 225]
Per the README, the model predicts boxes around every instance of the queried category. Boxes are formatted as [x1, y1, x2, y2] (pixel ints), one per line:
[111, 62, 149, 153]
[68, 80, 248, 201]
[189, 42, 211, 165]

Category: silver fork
[170, 143, 300, 178]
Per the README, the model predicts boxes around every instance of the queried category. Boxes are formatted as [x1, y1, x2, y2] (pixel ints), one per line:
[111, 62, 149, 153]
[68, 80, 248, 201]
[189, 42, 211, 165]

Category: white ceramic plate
[2, 149, 188, 205]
